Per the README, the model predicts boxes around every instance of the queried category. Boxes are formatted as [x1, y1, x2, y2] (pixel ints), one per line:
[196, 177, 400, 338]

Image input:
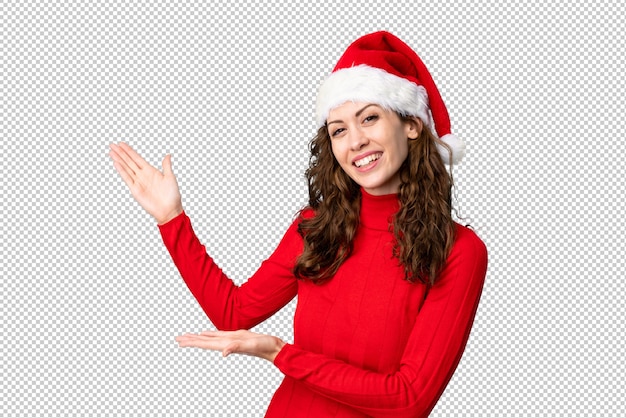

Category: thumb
[162, 154, 174, 175]
[222, 341, 240, 358]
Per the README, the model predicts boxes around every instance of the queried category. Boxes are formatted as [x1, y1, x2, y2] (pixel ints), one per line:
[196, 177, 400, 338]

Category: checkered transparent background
[2, 0, 625, 417]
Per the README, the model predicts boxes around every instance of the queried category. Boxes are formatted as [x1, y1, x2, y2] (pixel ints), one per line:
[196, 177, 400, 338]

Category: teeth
[355, 153, 381, 167]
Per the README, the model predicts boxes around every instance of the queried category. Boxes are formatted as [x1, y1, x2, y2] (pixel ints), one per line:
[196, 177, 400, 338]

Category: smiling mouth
[354, 153, 382, 168]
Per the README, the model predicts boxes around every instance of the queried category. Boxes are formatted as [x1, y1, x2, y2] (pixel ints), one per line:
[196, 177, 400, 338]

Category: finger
[175, 334, 207, 347]
[175, 334, 226, 351]
[175, 337, 190, 347]
[175, 332, 207, 341]
[162, 154, 174, 177]
[199, 330, 240, 337]
[109, 144, 138, 178]
[110, 149, 135, 185]
[201, 329, 250, 336]
[223, 341, 241, 357]
[175, 333, 219, 343]
[117, 142, 147, 173]
[200, 330, 223, 336]
[111, 159, 135, 188]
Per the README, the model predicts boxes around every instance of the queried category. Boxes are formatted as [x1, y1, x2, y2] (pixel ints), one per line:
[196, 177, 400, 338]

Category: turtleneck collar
[359, 188, 400, 231]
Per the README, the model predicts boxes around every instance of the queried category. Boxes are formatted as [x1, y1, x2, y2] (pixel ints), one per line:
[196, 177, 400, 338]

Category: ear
[405, 117, 423, 140]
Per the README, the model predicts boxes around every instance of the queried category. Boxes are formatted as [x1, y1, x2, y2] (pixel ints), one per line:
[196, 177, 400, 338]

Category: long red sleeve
[158, 211, 299, 330]
[272, 225, 487, 417]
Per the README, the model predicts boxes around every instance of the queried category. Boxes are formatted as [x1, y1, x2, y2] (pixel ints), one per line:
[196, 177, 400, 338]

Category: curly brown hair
[293, 116, 456, 286]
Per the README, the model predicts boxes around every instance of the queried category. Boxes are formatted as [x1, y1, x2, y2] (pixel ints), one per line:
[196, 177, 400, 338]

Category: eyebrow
[327, 104, 379, 126]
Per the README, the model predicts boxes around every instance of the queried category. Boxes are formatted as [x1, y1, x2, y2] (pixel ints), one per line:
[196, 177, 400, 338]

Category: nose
[349, 126, 369, 150]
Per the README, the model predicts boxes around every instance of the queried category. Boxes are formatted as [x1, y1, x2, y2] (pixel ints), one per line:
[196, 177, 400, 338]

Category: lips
[354, 152, 382, 168]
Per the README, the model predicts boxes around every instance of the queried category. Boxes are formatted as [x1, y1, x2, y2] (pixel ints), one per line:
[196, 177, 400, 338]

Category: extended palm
[176, 330, 285, 362]
[109, 142, 183, 224]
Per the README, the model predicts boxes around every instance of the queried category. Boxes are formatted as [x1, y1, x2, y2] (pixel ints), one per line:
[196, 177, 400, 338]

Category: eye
[331, 127, 345, 138]
[363, 114, 379, 124]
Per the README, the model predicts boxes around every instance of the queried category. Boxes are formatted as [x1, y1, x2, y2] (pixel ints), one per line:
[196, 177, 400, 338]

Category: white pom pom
[437, 133, 466, 165]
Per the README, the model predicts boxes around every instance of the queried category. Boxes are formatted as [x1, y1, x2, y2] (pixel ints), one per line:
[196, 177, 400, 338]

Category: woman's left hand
[175, 330, 286, 362]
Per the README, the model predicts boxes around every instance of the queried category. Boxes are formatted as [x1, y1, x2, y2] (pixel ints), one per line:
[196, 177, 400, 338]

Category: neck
[359, 188, 400, 231]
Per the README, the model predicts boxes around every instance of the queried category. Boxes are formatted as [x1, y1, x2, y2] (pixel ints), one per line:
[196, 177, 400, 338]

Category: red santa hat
[315, 31, 465, 164]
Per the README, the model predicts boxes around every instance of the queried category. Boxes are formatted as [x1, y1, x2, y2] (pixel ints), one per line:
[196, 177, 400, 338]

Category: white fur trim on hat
[437, 133, 466, 165]
[315, 65, 430, 129]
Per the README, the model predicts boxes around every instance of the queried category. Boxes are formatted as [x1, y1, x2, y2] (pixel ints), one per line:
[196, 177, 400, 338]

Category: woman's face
[327, 102, 420, 196]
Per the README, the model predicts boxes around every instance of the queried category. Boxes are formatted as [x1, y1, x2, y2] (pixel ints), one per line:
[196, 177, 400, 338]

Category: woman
[109, 31, 487, 417]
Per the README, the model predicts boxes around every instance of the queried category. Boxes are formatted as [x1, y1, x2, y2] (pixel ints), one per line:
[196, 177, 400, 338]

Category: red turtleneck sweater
[158, 190, 487, 417]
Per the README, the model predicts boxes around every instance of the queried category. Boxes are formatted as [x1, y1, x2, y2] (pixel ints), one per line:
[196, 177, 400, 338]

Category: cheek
[394, 138, 410, 164]
[330, 141, 347, 165]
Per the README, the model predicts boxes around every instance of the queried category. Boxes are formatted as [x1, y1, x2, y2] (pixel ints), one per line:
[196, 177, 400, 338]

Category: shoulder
[292, 207, 317, 230]
[440, 223, 488, 279]
[299, 207, 316, 220]
[280, 207, 316, 241]
[453, 223, 487, 257]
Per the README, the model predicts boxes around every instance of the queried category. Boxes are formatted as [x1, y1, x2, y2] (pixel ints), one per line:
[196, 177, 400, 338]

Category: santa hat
[315, 31, 465, 165]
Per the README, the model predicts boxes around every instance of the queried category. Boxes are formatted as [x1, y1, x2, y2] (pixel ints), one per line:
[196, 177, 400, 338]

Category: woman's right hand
[109, 142, 183, 225]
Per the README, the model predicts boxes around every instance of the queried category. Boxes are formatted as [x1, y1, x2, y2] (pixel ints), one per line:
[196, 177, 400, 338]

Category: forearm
[274, 344, 431, 417]
[159, 211, 243, 329]
[159, 211, 300, 330]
